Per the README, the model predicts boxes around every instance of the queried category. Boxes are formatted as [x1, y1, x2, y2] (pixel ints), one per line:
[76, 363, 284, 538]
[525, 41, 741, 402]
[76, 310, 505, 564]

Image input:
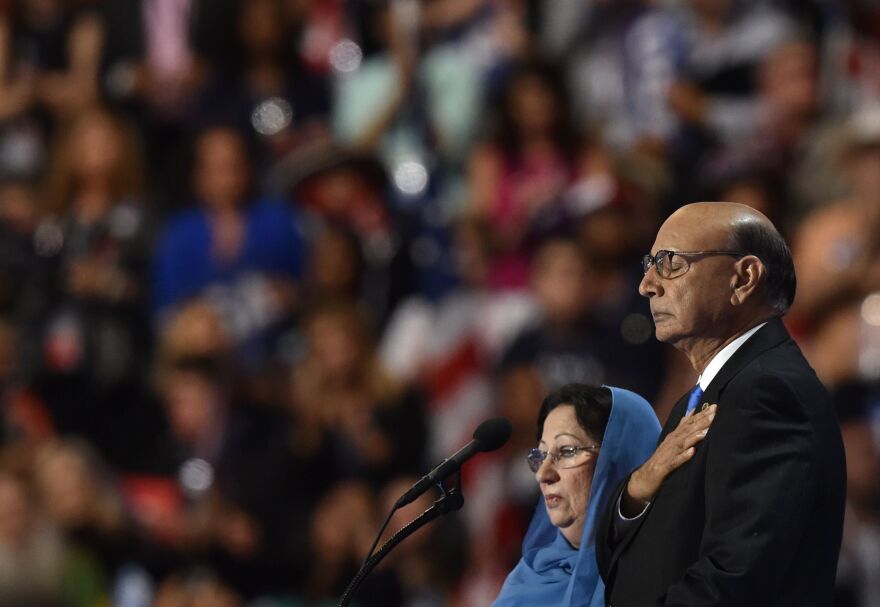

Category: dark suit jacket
[596, 318, 846, 606]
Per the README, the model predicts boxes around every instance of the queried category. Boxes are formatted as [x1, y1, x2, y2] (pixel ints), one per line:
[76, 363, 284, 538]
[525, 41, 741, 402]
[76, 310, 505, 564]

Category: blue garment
[492, 386, 660, 607]
[152, 198, 305, 315]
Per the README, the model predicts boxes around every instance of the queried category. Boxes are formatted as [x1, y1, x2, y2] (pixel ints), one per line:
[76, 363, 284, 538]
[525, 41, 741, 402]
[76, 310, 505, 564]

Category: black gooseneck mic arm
[338, 417, 511, 607]
[338, 471, 465, 607]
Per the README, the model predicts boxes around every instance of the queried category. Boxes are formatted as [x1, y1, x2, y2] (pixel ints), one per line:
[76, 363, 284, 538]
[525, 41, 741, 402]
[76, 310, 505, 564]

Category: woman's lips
[544, 494, 562, 507]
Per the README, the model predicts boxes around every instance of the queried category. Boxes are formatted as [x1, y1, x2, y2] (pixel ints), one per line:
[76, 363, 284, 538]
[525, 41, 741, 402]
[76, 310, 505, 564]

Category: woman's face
[194, 129, 251, 211]
[510, 74, 558, 135]
[307, 314, 363, 379]
[534, 405, 598, 547]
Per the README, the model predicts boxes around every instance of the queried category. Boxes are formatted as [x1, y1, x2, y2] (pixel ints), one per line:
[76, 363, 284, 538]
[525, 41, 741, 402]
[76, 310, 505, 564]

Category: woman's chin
[547, 511, 572, 529]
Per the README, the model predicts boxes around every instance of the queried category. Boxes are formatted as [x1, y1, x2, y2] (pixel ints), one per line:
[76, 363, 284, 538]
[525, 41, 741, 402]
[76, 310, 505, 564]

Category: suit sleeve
[663, 371, 817, 606]
[596, 477, 628, 581]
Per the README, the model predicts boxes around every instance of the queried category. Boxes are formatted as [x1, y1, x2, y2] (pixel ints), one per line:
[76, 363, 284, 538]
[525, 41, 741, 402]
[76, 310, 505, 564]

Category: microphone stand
[338, 471, 465, 607]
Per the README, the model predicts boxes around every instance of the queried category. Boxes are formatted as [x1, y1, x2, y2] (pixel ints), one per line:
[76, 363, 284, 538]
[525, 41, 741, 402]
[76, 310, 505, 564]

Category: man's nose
[639, 268, 661, 298]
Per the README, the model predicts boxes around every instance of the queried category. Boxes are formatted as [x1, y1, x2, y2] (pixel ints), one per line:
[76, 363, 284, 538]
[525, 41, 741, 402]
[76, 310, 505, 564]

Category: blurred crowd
[0, 0, 879, 605]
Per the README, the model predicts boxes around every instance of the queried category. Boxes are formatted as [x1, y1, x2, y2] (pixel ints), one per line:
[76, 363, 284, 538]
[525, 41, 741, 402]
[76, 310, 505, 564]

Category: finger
[690, 414, 715, 431]
[673, 447, 697, 467]
[682, 428, 709, 449]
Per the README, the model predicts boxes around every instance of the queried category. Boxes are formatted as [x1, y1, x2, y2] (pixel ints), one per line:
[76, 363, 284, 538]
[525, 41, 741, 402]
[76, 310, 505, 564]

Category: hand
[622, 404, 717, 516]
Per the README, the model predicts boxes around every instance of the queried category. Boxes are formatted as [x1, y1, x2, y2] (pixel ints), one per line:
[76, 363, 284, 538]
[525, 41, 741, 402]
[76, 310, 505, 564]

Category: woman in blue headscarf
[492, 383, 662, 607]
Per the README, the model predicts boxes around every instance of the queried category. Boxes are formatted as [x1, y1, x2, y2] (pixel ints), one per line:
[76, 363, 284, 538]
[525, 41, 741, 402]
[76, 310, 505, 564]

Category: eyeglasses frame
[527, 444, 601, 473]
[641, 250, 746, 279]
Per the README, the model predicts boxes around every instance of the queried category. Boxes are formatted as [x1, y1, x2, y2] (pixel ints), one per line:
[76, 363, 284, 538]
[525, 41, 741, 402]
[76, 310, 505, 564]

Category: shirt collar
[698, 322, 767, 391]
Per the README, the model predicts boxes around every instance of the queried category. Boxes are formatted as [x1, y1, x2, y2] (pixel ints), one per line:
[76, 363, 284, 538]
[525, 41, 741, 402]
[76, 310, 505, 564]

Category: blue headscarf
[492, 386, 660, 607]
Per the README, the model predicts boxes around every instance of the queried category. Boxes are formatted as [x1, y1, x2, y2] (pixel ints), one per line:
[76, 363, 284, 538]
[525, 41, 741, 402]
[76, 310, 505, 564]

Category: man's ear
[730, 255, 765, 306]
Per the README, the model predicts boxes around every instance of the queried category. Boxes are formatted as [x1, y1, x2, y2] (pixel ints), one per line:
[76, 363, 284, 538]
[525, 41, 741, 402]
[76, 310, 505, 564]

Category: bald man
[596, 203, 846, 606]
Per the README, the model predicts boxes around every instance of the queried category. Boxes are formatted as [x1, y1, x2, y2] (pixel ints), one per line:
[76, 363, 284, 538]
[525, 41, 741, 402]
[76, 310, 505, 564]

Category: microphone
[395, 416, 512, 509]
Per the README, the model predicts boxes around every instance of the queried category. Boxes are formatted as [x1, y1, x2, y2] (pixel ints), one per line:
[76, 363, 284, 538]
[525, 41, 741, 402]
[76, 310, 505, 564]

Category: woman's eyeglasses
[527, 445, 600, 473]
[641, 250, 745, 279]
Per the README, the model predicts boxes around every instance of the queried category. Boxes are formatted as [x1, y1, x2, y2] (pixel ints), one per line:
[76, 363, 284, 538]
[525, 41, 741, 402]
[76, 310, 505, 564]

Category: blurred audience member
[290, 300, 427, 486]
[152, 568, 243, 607]
[834, 382, 880, 607]
[28, 107, 152, 459]
[670, 38, 839, 214]
[501, 236, 665, 400]
[0, 0, 103, 177]
[674, 0, 795, 99]
[196, 0, 331, 170]
[0, 176, 55, 387]
[823, 0, 880, 113]
[0, 467, 106, 607]
[299, 480, 376, 603]
[455, 365, 544, 606]
[33, 439, 150, 593]
[153, 125, 305, 368]
[99, 0, 237, 204]
[467, 60, 614, 289]
[790, 104, 880, 387]
[334, 0, 486, 198]
[0, 176, 40, 312]
[381, 218, 538, 461]
[305, 223, 366, 307]
[373, 475, 468, 607]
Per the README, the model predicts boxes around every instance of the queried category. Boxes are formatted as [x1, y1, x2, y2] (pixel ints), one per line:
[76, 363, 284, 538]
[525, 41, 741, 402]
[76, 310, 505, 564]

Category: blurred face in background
[162, 369, 223, 444]
[578, 206, 632, 270]
[689, 0, 733, 22]
[846, 143, 880, 202]
[509, 73, 559, 137]
[194, 129, 251, 211]
[69, 112, 126, 183]
[306, 309, 368, 381]
[239, 0, 285, 56]
[309, 227, 362, 297]
[154, 574, 243, 607]
[718, 179, 774, 220]
[159, 301, 232, 363]
[532, 240, 591, 325]
[760, 41, 819, 122]
[309, 481, 374, 562]
[0, 182, 37, 233]
[34, 444, 95, 528]
[452, 219, 492, 287]
[500, 366, 546, 448]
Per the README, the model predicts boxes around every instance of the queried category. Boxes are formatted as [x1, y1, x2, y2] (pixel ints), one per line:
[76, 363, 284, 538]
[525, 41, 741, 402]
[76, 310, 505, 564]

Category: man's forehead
[652, 214, 728, 251]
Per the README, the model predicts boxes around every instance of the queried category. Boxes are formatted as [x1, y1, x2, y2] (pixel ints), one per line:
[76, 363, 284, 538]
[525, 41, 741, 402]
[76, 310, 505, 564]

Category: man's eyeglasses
[641, 250, 745, 279]
[527, 445, 600, 473]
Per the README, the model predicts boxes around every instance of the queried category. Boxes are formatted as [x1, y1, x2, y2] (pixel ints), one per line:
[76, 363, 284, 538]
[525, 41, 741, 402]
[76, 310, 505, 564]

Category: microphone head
[473, 417, 512, 452]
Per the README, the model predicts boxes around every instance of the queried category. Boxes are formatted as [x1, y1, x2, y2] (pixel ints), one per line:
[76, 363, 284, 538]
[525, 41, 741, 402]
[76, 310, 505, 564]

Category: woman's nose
[535, 458, 559, 483]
